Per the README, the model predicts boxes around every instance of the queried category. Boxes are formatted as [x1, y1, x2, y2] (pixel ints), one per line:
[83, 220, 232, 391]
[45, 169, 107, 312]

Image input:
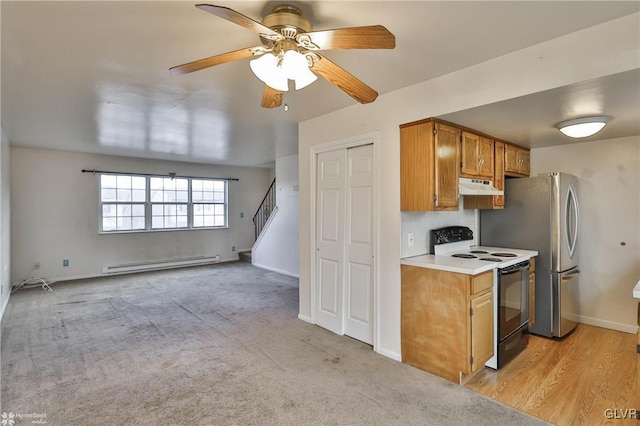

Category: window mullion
[146, 176, 151, 230]
[188, 178, 193, 229]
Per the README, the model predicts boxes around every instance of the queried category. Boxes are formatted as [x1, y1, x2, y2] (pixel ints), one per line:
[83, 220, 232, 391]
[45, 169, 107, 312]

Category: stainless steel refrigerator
[480, 172, 580, 338]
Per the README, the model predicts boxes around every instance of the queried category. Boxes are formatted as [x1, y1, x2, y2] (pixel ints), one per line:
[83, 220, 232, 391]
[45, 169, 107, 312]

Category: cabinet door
[470, 291, 494, 372]
[400, 121, 433, 211]
[434, 123, 460, 209]
[460, 131, 480, 177]
[504, 144, 519, 174]
[505, 144, 531, 177]
[479, 137, 494, 178]
[494, 141, 505, 207]
[519, 150, 530, 176]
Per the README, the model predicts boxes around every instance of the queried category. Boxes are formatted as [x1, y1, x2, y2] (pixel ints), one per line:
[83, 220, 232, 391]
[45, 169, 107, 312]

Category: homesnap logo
[0, 413, 14, 426]
[1, 412, 47, 425]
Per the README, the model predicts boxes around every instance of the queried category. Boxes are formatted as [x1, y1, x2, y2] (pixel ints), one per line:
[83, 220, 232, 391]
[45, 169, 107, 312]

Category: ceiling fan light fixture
[250, 53, 289, 92]
[293, 67, 318, 90]
[556, 116, 610, 138]
[281, 50, 317, 90]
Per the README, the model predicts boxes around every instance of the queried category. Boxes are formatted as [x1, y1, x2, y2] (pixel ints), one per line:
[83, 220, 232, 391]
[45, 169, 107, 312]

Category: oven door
[498, 261, 530, 340]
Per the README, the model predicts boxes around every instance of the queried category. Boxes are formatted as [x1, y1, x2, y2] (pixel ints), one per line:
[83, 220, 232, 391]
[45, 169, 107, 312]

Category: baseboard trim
[252, 262, 299, 279]
[1, 291, 10, 321]
[578, 315, 638, 334]
[11, 258, 241, 287]
[375, 347, 402, 362]
[297, 314, 312, 323]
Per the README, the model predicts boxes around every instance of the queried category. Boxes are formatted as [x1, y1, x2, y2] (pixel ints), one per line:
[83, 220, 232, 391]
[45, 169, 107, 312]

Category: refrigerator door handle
[565, 183, 579, 258]
[561, 269, 580, 280]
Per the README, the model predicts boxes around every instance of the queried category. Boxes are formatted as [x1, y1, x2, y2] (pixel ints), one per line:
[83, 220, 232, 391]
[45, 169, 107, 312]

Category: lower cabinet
[401, 266, 494, 384]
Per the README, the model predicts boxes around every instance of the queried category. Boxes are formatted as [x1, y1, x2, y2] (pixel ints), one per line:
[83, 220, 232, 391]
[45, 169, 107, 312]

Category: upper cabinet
[504, 143, 530, 177]
[400, 117, 530, 211]
[463, 140, 505, 210]
[400, 119, 460, 211]
[460, 132, 494, 179]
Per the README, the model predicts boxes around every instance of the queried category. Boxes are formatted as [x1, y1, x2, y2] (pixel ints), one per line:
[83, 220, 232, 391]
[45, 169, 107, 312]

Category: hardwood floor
[466, 324, 639, 425]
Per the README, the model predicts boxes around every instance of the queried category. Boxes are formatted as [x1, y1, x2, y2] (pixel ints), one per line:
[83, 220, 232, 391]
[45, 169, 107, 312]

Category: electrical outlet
[231, 246, 236, 252]
[240, 212, 244, 218]
[408, 233, 414, 247]
[63, 259, 69, 267]
[34, 261, 40, 270]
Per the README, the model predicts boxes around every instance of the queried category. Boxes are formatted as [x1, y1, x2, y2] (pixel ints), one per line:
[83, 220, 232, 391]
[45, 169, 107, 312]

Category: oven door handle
[500, 260, 530, 275]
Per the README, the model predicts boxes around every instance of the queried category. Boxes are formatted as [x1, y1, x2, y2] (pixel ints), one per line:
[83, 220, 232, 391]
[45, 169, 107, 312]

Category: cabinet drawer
[471, 270, 493, 294]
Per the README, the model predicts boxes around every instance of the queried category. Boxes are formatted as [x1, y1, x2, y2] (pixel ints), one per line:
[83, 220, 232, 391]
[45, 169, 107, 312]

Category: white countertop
[634, 280, 640, 299]
[401, 246, 538, 275]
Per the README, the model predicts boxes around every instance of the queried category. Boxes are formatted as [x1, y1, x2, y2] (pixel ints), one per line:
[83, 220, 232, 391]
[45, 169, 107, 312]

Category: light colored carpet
[1, 262, 546, 425]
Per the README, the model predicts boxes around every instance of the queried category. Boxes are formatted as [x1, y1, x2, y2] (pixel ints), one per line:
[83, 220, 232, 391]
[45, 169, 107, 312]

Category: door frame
[309, 132, 380, 350]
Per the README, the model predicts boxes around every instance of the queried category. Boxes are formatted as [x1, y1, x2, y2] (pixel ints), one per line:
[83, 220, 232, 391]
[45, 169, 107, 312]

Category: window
[192, 179, 227, 227]
[100, 175, 146, 231]
[99, 174, 228, 233]
[150, 177, 189, 229]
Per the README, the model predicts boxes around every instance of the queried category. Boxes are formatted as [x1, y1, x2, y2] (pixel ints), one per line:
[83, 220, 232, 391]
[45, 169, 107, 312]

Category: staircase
[242, 178, 275, 264]
[253, 178, 276, 240]
[238, 251, 252, 263]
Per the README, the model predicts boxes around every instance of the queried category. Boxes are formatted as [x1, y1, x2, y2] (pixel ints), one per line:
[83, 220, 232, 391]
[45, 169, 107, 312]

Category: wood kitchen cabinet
[401, 266, 494, 383]
[400, 119, 460, 211]
[463, 140, 505, 210]
[460, 131, 494, 179]
[505, 143, 530, 177]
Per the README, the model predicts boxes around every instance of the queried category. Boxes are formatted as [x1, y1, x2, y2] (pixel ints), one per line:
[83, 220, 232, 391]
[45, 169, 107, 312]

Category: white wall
[531, 136, 640, 332]
[299, 14, 640, 360]
[400, 206, 477, 258]
[252, 153, 299, 277]
[1, 129, 11, 318]
[10, 147, 271, 283]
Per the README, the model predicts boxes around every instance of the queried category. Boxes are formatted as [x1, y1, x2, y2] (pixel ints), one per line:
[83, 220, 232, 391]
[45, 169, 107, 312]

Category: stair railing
[253, 178, 276, 240]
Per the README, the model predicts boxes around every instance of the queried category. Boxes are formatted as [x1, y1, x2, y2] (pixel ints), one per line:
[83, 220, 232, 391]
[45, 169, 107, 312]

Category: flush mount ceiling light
[556, 116, 610, 138]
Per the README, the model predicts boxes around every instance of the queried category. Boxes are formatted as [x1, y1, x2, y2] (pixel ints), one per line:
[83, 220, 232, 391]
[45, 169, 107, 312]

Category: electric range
[430, 226, 534, 369]
[430, 226, 532, 268]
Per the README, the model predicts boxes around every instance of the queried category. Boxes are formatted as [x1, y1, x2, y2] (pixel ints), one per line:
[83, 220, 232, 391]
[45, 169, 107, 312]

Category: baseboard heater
[102, 255, 220, 275]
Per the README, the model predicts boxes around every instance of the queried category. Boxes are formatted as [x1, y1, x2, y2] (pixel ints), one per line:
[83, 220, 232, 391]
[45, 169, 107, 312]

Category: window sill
[99, 226, 229, 235]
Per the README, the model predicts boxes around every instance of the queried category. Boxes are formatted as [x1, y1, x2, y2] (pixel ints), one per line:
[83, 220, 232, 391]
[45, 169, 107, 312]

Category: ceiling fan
[170, 4, 396, 108]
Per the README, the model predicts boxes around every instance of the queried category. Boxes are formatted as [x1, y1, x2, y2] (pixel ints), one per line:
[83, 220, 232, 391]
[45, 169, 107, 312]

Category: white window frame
[99, 173, 229, 234]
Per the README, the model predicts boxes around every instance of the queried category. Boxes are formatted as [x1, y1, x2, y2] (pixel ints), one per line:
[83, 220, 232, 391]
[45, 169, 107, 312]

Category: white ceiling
[2, 1, 639, 167]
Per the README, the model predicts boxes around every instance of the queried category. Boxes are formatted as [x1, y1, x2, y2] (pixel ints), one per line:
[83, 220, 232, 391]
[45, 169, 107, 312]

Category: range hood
[459, 178, 504, 196]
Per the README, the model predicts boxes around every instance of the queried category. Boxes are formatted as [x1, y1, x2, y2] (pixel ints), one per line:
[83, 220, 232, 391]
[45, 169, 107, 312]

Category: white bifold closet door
[315, 144, 373, 344]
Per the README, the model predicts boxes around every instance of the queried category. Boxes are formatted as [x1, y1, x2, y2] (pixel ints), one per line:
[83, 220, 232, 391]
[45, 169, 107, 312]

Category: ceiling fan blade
[302, 25, 395, 50]
[261, 85, 283, 108]
[311, 54, 378, 104]
[196, 4, 281, 39]
[170, 46, 259, 75]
